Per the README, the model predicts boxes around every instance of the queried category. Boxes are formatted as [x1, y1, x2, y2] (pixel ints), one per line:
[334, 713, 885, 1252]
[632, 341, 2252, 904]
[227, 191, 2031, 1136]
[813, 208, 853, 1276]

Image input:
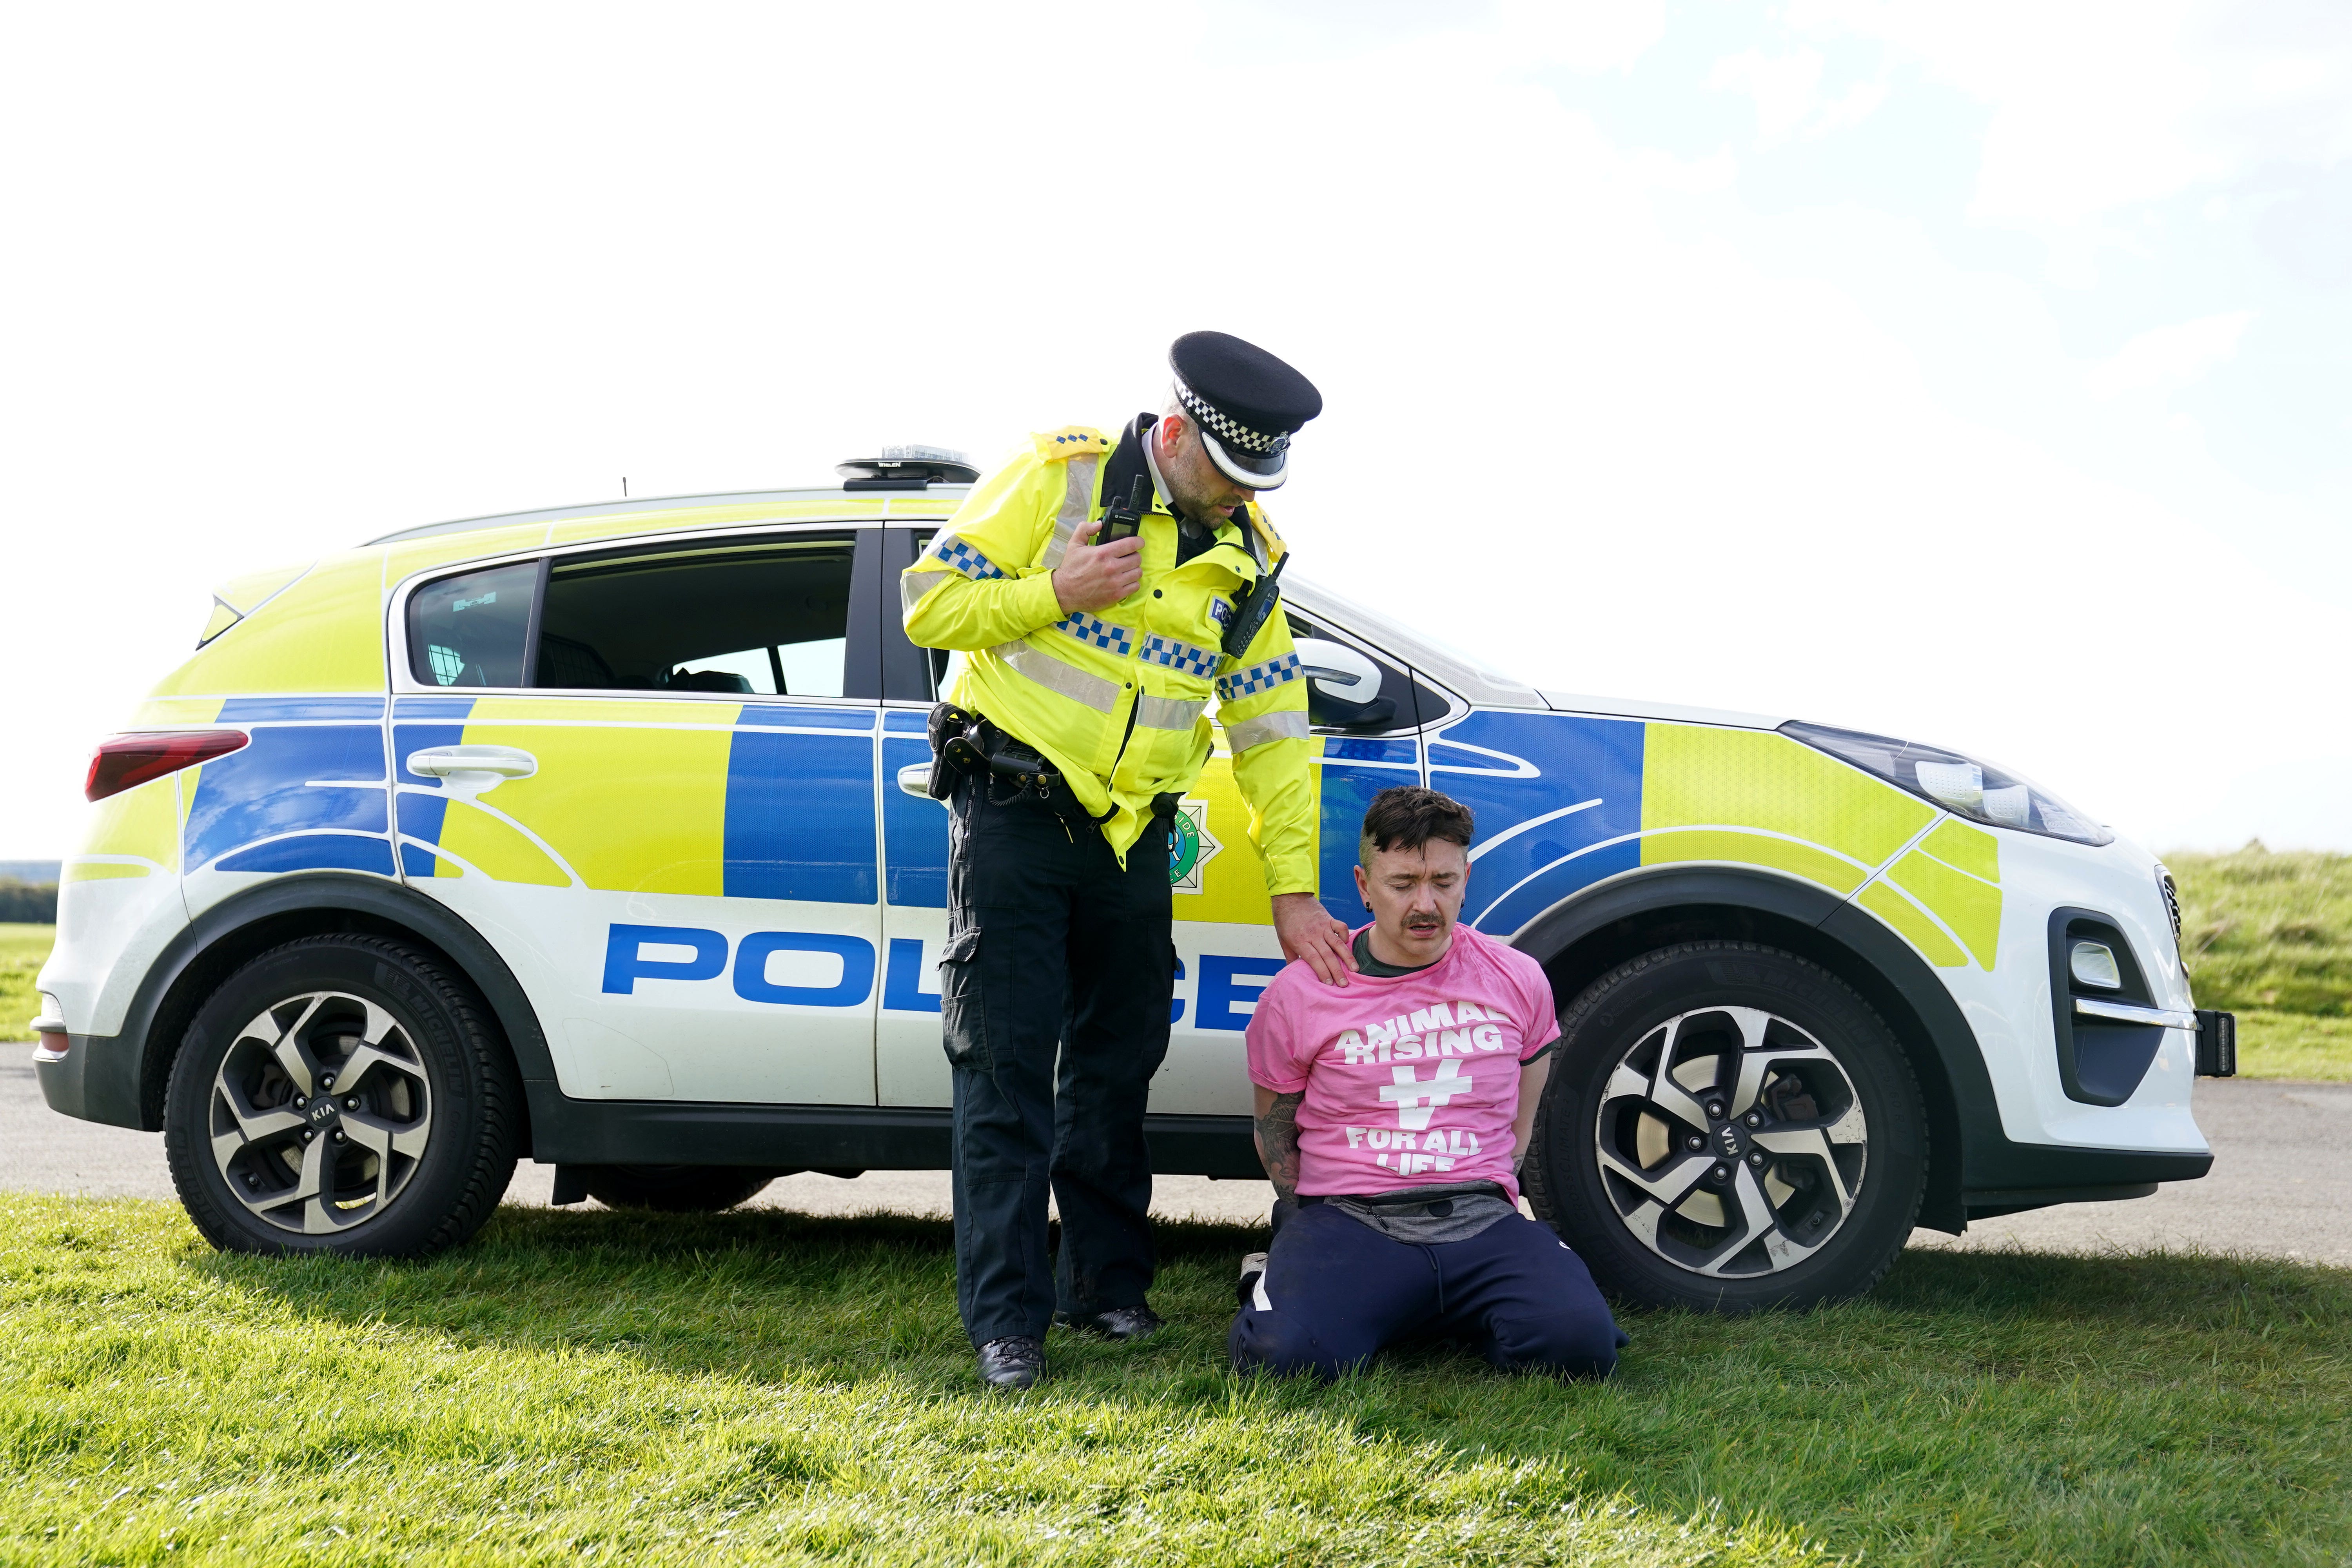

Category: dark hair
[1357, 786, 1475, 867]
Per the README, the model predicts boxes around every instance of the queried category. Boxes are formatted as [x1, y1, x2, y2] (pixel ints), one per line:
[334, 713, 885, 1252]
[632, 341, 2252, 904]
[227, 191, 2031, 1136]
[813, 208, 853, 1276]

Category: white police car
[32, 449, 2231, 1309]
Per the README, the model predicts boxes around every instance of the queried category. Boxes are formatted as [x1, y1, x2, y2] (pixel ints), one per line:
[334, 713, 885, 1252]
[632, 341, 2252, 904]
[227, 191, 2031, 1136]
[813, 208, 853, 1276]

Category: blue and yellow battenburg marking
[179, 696, 399, 878]
[1189, 709, 1996, 971]
[389, 695, 880, 902]
[156, 693, 2000, 980]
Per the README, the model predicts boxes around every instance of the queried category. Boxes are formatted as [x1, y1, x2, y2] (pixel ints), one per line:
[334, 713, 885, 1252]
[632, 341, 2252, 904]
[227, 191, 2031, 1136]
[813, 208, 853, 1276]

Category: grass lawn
[2167, 849, 2352, 1017]
[0, 923, 53, 1042]
[2156, 847, 2349, 1080]
[4, 1196, 2350, 1566]
[2236, 1011, 2352, 1083]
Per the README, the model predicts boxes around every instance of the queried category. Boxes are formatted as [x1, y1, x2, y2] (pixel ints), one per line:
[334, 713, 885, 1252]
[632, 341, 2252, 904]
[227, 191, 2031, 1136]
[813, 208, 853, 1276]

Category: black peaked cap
[1168, 330, 1323, 490]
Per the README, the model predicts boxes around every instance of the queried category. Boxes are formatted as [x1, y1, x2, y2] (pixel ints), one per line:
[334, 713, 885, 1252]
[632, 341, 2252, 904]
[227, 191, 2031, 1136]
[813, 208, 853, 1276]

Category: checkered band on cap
[1176, 377, 1285, 456]
[1054, 612, 1134, 658]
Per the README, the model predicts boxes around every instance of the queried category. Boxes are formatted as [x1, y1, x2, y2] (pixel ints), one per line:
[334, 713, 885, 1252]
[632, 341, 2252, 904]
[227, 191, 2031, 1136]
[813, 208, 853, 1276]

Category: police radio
[1220, 548, 1289, 659]
[1095, 475, 1150, 546]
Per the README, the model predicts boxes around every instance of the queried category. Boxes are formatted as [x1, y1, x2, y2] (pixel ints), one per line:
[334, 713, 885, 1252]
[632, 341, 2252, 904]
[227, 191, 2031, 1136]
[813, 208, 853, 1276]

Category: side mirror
[1296, 638, 1398, 731]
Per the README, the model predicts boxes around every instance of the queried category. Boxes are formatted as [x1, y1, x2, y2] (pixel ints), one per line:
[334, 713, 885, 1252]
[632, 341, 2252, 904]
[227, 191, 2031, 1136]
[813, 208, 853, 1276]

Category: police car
[31, 447, 2232, 1310]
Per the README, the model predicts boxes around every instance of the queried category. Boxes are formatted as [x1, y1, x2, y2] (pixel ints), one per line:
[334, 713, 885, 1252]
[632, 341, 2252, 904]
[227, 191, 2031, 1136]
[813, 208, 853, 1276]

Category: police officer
[903, 331, 1353, 1388]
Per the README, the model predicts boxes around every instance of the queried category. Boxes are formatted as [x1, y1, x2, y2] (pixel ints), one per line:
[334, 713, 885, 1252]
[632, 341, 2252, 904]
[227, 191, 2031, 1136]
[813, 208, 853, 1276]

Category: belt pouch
[927, 701, 974, 800]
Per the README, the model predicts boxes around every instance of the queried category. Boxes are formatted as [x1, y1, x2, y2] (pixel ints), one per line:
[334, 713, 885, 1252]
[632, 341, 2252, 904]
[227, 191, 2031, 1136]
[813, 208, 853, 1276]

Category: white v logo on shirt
[1376, 1058, 1473, 1130]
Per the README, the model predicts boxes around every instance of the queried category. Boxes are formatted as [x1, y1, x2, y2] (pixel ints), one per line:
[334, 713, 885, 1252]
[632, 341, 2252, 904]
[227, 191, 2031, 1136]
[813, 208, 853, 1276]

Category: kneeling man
[1230, 786, 1626, 1379]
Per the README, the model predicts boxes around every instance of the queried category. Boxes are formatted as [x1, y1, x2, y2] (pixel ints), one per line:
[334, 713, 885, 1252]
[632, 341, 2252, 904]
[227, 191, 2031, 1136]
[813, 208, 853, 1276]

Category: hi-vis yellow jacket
[902, 425, 1316, 895]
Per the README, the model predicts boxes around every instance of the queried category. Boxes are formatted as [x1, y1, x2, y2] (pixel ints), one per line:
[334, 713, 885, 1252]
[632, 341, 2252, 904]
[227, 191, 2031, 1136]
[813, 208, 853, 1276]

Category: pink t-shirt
[1245, 924, 1560, 1202]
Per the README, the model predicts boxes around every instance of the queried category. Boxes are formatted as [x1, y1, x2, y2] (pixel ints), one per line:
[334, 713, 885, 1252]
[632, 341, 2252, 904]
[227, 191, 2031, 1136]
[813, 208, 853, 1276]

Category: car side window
[407, 561, 539, 688]
[534, 535, 857, 696]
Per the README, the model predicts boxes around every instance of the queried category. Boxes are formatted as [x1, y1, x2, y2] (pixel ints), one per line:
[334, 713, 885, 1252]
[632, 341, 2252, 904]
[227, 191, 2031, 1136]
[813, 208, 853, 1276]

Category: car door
[392, 527, 887, 1106]
[871, 528, 1439, 1115]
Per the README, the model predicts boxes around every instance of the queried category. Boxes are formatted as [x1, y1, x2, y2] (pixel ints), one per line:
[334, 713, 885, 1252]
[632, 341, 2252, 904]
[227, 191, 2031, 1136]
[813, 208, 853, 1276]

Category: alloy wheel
[207, 991, 435, 1235]
[1591, 1005, 1869, 1278]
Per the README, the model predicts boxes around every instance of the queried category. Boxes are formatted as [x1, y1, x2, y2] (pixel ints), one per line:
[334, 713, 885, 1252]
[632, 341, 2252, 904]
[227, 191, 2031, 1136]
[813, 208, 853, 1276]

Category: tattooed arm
[1252, 1084, 1306, 1203]
[1512, 1053, 1553, 1172]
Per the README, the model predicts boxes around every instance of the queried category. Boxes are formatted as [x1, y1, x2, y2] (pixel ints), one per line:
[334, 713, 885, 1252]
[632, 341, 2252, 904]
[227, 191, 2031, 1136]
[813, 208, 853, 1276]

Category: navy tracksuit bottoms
[1229, 1202, 1627, 1380]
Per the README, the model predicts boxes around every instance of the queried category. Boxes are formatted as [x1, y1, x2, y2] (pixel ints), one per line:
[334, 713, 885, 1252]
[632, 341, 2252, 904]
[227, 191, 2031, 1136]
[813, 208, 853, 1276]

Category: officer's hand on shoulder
[1053, 516, 1144, 612]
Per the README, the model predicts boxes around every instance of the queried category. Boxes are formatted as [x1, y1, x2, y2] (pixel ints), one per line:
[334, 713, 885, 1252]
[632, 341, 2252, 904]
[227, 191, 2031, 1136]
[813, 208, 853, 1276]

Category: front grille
[2155, 864, 2183, 951]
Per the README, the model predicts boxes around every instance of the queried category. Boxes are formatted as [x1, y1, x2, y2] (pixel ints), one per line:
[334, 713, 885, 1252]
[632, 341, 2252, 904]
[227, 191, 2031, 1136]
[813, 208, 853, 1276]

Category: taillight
[85, 730, 249, 802]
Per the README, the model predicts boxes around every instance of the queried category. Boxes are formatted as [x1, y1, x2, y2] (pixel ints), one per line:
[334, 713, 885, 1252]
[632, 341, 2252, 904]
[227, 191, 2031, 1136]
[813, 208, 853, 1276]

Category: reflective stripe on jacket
[902, 425, 1316, 895]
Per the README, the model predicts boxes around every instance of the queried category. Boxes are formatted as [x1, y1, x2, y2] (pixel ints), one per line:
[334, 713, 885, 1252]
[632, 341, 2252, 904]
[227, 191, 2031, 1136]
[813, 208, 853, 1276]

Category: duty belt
[926, 702, 1182, 824]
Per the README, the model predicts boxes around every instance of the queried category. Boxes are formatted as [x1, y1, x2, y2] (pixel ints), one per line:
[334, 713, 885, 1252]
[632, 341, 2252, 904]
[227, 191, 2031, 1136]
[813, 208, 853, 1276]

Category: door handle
[407, 745, 538, 782]
[896, 761, 938, 800]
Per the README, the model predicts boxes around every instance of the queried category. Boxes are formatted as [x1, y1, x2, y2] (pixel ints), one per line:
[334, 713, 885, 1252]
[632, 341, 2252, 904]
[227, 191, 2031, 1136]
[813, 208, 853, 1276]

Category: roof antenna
[622, 477, 629, 497]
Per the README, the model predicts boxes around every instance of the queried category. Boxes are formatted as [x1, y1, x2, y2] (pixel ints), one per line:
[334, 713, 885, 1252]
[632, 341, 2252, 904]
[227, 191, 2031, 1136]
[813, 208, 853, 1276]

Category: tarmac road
[4, 1043, 2344, 1267]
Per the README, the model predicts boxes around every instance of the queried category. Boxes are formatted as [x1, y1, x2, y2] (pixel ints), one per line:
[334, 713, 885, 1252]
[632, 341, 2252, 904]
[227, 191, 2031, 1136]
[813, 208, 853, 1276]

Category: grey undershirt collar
[1353, 926, 1441, 978]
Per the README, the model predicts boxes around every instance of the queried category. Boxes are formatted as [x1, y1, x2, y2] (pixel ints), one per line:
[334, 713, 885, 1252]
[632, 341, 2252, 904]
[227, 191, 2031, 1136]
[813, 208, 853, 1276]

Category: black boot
[1054, 1304, 1165, 1342]
[976, 1335, 1045, 1389]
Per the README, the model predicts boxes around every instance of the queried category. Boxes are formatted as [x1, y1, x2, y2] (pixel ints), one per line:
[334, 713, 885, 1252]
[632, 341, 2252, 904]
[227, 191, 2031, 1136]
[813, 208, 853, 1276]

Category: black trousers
[1229, 1204, 1626, 1380]
[940, 773, 1173, 1347]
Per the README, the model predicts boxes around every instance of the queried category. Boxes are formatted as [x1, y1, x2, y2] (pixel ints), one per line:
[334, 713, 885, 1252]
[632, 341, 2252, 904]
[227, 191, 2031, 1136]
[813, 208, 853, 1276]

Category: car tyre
[163, 934, 522, 1258]
[571, 1165, 786, 1212]
[1525, 940, 1926, 1312]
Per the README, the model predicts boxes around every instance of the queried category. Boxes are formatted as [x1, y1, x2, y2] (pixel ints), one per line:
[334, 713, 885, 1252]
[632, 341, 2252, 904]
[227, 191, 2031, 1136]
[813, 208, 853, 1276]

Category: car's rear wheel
[163, 935, 522, 1258]
[571, 1165, 784, 1212]
[1525, 940, 1926, 1312]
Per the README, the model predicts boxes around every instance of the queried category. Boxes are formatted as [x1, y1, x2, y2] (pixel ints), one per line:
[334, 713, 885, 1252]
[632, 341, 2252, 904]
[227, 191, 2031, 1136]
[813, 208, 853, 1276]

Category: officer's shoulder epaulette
[1029, 426, 1114, 463]
[1243, 501, 1287, 564]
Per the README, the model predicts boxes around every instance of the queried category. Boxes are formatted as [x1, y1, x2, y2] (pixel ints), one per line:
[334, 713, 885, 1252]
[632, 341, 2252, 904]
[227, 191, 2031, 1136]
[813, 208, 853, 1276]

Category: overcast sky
[4, 0, 2347, 860]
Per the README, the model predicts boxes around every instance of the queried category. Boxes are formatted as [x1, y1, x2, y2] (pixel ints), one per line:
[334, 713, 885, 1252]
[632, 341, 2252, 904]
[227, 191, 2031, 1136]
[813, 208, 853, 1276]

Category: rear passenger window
[407, 562, 538, 687]
[535, 536, 856, 697]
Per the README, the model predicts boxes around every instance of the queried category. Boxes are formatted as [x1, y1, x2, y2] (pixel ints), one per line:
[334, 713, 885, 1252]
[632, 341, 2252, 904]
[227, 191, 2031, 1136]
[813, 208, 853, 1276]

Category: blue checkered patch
[1142, 634, 1219, 679]
[1216, 650, 1301, 702]
[931, 537, 1007, 581]
[1054, 612, 1133, 657]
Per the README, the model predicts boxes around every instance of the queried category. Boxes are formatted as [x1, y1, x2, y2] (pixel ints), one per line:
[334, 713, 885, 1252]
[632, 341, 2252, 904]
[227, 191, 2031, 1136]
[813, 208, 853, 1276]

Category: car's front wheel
[163, 935, 522, 1258]
[1525, 940, 1926, 1312]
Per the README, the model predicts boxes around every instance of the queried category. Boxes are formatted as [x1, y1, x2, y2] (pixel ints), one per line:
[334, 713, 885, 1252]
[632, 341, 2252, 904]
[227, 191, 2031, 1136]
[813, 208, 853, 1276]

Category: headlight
[1779, 720, 2113, 846]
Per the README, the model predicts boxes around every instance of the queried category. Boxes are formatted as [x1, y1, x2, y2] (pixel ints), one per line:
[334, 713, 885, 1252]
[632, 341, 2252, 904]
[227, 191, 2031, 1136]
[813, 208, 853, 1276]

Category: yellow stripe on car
[150, 552, 388, 697]
[1639, 724, 1935, 889]
[449, 714, 735, 895]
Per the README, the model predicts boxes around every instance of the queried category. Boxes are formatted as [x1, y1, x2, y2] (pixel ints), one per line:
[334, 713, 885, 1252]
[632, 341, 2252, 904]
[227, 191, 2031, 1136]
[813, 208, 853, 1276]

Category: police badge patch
[1167, 798, 1223, 893]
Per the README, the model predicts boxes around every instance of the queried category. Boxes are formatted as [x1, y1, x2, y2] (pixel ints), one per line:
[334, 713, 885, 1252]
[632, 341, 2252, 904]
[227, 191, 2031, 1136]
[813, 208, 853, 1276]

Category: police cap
[1168, 330, 1322, 492]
